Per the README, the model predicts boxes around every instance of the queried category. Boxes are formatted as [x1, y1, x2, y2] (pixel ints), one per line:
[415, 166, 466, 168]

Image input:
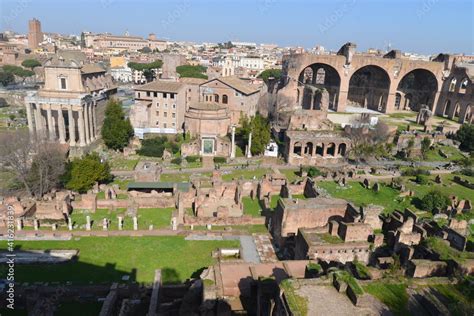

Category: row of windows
[146, 91, 176, 99]
[136, 91, 176, 99]
[155, 122, 175, 128]
[205, 94, 228, 104]
[449, 78, 469, 94]
[156, 103, 176, 109]
[155, 111, 176, 118]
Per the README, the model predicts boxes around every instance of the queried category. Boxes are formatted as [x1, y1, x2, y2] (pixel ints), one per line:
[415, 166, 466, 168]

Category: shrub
[306, 262, 322, 275]
[305, 166, 321, 177]
[171, 157, 182, 165]
[420, 190, 451, 213]
[185, 156, 201, 163]
[401, 167, 430, 177]
[137, 136, 180, 157]
[415, 174, 429, 185]
[213, 156, 226, 164]
[460, 168, 474, 177]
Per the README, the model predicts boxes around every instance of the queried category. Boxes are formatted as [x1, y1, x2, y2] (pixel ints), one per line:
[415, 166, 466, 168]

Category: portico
[25, 95, 98, 147]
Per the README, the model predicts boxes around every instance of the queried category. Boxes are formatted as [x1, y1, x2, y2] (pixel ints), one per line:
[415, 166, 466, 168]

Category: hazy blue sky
[1, 0, 472, 54]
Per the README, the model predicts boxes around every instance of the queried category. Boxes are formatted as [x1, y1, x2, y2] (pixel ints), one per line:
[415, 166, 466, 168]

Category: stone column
[68, 107, 76, 146]
[67, 216, 73, 230]
[230, 125, 236, 159]
[78, 108, 86, 147]
[118, 216, 123, 230]
[84, 104, 90, 144]
[88, 103, 95, 141]
[133, 216, 138, 231]
[34, 219, 39, 231]
[92, 102, 98, 139]
[26, 103, 34, 135]
[102, 218, 108, 231]
[247, 132, 252, 158]
[58, 108, 66, 144]
[34, 104, 43, 136]
[86, 215, 91, 231]
[46, 105, 55, 140]
[16, 218, 23, 231]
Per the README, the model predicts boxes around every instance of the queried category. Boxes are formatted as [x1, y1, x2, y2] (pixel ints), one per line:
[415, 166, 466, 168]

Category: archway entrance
[298, 63, 341, 110]
[396, 69, 438, 111]
[347, 65, 390, 112]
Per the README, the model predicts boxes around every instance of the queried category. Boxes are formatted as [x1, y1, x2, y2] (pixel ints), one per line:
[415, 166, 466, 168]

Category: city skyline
[1, 0, 473, 55]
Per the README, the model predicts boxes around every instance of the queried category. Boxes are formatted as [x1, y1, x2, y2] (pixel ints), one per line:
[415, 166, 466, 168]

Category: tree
[139, 47, 152, 54]
[346, 121, 392, 161]
[0, 71, 14, 86]
[456, 124, 474, 153]
[258, 69, 282, 83]
[2, 65, 34, 78]
[420, 190, 451, 213]
[236, 113, 271, 155]
[21, 59, 41, 70]
[101, 99, 134, 151]
[27, 142, 66, 198]
[0, 130, 66, 197]
[176, 65, 208, 79]
[127, 60, 162, 71]
[421, 137, 431, 159]
[64, 153, 112, 193]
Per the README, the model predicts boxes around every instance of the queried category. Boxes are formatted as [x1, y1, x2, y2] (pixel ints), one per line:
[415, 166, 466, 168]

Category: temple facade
[24, 57, 116, 151]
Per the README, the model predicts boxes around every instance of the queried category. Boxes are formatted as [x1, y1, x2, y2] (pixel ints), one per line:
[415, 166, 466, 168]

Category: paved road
[238, 235, 260, 263]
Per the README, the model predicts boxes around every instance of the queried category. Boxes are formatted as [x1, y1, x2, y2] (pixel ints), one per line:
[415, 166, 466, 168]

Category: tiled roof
[135, 81, 185, 93]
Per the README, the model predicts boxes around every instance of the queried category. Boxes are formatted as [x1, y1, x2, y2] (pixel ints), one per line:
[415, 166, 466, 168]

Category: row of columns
[26, 102, 97, 147]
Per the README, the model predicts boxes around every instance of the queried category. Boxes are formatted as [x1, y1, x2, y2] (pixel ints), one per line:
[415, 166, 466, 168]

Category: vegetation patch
[280, 279, 308, 316]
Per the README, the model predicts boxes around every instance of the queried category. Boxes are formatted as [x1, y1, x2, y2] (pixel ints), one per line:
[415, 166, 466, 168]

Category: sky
[0, 0, 473, 55]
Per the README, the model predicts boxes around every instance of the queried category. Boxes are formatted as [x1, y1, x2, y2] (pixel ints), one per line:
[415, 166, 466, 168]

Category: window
[156, 102, 159, 108]
[163, 93, 168, 98]
[222, 94, 228, 104]
[164, 112, 167, 118]
[172, 113, 175, 118]
[172, 104, 176, 109]
[156, 111, 159, 116]
[164, 104, 168, 108]
[170, 93, 175, 99]
[147, 91, 151, 97]
[60, 77, 67, 90]
[163, 123, 167, 128]
[214, 94, 219, 103]
[153, 92, 157, 97]
[155, 121, 159, 126]
[172, 123, 175, 127]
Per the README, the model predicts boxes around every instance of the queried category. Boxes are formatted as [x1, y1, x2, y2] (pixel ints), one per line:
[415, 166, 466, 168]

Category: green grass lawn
[109, 157, 139, 171]
[138, 208, 174, 229]
[318, 181, 411, 214]
[364, 282, 409, 316]
[270, 195, 281, 210]
[318, 174, 474, 215]
[242, 197, 263, 217]
[424, 237, 474, 263]
[278, 168, 302, 183]
[222, 168, 271, 181]
[3, 236, 239, 284]
[423, 145, 465, 162]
